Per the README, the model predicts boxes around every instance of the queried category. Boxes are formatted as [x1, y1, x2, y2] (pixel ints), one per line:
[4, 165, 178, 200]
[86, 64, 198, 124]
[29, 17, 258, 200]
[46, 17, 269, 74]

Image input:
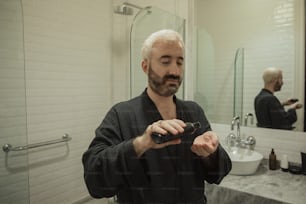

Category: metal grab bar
[2, 134, 71, 153]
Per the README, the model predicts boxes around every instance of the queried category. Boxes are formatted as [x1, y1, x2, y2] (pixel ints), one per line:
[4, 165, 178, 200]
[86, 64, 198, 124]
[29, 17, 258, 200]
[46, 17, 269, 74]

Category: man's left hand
[191, 131, 219, 157]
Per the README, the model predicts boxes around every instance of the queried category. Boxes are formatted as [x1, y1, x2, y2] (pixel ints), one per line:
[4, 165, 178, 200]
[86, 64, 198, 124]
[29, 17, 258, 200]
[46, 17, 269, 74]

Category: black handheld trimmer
[151, 122, 201, 144]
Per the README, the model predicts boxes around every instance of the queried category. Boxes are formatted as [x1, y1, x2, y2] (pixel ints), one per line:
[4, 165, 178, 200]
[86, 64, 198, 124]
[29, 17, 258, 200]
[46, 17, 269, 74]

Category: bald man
[82, 30, 231, 204]
[254, 67, 302, 130]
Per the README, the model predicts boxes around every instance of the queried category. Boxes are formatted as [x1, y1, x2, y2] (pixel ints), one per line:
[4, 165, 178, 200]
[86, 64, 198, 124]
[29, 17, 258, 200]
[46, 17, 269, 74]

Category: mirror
[193, 0, 305, 131]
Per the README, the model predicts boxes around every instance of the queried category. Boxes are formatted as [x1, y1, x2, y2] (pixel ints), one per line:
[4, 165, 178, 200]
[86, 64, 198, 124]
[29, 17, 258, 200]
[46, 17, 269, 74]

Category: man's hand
[289, 102, 303, 110]
[191, 131, 219, 157]
[133, 119, 186, 157]
[282, 98, 299, 106]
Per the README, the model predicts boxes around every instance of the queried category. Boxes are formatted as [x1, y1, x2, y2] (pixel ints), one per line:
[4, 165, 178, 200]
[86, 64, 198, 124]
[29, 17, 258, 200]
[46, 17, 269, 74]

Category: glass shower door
[233, 48, 244, 120]
[130, 6, 185, 98]
[194, 28, 236, 124]
[194, 29, 244, 124]
[0, 0, 29, 203]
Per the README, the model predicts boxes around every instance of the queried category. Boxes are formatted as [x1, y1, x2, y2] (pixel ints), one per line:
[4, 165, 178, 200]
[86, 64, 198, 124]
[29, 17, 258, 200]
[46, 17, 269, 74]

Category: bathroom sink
[226, 146, 263, 175]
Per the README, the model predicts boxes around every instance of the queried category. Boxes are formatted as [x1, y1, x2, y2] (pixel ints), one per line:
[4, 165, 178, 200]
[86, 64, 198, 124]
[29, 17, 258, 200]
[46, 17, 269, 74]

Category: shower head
[114, 4, 134, 15]
[114, 2, 152, 16]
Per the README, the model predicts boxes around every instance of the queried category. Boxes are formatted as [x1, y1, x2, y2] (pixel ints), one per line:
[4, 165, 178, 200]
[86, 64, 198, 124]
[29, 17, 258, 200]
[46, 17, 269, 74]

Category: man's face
[274, 73, 283, 92]
[146, 40, 184, 97]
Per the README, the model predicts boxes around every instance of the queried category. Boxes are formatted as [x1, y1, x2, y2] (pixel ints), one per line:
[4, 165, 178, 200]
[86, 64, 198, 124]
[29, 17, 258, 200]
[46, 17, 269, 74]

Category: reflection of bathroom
[195, 0, 304, 131]
[1, 0, 306, 204]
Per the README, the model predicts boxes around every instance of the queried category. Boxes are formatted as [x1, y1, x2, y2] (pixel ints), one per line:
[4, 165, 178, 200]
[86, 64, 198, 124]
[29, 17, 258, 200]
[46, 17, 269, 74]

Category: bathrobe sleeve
[269, 97, 297, 129]
[82, 104, 148, 199]
[187, 101, 232, 184]
[197, 144, 232, 184]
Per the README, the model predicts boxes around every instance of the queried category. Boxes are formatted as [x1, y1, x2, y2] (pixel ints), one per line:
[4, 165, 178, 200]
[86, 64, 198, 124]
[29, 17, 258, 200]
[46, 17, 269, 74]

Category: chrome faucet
[244, 113, 254, 126]
[242, 136, 256, 149]
[231, 116, 241, 142]
[228, 116, 256, 149]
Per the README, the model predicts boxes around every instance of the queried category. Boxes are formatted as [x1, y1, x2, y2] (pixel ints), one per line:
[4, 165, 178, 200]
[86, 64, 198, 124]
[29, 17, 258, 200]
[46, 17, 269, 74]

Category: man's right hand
[133, 119, 185, 157]
[283, 98, 299, 106]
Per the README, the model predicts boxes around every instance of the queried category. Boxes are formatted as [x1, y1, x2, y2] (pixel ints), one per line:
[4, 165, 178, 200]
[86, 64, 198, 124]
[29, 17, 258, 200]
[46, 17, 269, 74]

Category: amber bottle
[269, 148, 277, 170]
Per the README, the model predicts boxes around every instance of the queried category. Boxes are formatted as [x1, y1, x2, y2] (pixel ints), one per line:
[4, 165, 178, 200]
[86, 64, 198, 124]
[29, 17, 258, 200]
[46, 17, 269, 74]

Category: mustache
[164, 74, 180, 81]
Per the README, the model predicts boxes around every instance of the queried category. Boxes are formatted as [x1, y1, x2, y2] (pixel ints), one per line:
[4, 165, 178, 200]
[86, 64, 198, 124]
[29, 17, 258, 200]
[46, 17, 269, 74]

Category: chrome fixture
[114, 4, 134, 15]
[2, 134, 71, 153]
[123, 2, 146, 10]
[227, 116, 256, 149]
[114, 2, 151, 15]
[243, 136, 256, 147]
[226, 132, 237, 147]
[226, 133, 256, 150]
[244, 113, 254, 126]
[231, 116, 241, 142]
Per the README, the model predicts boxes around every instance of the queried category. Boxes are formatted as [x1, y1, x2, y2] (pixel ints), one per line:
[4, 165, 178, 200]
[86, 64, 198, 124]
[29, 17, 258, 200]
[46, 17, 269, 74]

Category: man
[82, 29, 232, 204]
[254, 67, 303, 130]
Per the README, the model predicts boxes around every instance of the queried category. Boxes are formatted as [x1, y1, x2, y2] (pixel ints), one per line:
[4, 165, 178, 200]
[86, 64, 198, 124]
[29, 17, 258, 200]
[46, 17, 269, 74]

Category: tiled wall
[22, 0, 113, 203]
[1, 0, 190, 203]
[0, 0, 29, 203]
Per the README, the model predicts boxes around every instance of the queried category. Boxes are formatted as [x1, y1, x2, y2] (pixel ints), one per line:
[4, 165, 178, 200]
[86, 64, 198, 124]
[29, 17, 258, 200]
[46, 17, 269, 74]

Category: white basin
[226, 146, 263, 175]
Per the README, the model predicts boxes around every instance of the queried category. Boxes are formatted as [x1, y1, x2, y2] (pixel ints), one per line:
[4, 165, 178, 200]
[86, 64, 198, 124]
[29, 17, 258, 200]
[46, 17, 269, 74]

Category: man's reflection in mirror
[254, 67, 303, 130]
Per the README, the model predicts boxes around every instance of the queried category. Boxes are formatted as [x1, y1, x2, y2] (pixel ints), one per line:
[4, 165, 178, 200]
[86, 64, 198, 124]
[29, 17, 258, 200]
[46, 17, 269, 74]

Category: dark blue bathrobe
[82, 89, 232, 204]
[254, 89, 297, 130]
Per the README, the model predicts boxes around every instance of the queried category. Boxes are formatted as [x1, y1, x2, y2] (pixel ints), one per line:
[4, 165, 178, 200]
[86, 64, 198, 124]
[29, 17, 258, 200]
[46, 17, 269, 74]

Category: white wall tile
[1, 0, 191, 203]
[21, 0, 113, 203]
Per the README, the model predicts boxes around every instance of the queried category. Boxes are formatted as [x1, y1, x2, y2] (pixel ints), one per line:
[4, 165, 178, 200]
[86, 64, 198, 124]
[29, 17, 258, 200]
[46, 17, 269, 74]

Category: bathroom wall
[1, 0, 190, 203]
[0, 0, 29, 203]
[22, 0, 113, 203]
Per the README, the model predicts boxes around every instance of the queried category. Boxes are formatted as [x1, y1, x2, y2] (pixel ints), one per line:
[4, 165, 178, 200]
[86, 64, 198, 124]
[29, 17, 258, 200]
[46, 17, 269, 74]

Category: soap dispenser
[269, 148, 277, 170]
[280, 154, 289, 171]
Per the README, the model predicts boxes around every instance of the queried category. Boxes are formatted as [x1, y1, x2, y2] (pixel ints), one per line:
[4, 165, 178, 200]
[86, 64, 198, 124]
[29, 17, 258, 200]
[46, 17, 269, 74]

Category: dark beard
[148, 66, 182, 97]
[274, 81, 282, 92]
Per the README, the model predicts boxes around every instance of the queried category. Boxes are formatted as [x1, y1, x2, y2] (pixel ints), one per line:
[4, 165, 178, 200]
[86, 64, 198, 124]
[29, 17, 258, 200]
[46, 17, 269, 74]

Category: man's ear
[142, 59, 148, 74]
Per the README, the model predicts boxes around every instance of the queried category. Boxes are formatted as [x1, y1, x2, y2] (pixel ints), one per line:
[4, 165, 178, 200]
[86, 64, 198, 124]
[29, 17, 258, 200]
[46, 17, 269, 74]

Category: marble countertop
[217, 161, 306, 204]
